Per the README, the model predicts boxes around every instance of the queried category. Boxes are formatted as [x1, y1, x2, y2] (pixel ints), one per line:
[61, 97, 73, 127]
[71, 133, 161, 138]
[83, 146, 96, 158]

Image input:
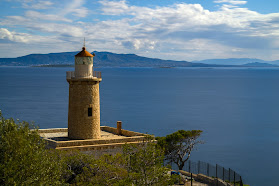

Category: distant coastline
[1, 51, 278, 68]
[32, 64, 74, 67]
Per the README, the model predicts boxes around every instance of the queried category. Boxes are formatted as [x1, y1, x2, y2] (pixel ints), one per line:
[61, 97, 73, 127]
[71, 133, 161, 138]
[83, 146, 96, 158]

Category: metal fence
[66, 71, 102, 79]
[93, 71, 102, 79]
[167, 160, 244, 185]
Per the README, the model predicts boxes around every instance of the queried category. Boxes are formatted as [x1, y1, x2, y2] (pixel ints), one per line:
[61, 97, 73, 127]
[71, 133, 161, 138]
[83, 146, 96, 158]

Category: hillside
[193, 58, 266, 65]
[242, 62, 278, 67]
[0, 51, 278, 67]
[0, 51, 224, 67]
[194, 58, 279, 66]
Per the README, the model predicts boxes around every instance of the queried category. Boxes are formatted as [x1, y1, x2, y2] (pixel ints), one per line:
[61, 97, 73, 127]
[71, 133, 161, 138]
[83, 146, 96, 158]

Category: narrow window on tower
[88, 107, 92, 117]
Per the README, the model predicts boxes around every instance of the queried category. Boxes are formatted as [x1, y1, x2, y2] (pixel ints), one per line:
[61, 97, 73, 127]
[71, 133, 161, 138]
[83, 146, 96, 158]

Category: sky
[1, 0, 279, 61]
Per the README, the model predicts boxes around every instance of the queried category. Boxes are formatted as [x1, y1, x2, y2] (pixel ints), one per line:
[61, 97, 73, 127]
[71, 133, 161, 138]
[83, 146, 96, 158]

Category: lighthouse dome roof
[75, 47, 94, 57]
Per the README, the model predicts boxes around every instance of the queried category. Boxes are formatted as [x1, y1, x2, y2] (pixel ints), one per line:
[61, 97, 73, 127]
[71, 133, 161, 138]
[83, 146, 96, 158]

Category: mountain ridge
[0, 51, 278, 67]
[194, 58, 279, 65]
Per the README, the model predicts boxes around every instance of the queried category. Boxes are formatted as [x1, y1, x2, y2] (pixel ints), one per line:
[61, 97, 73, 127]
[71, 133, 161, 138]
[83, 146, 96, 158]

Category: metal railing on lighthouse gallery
[66, 71, 102, 80]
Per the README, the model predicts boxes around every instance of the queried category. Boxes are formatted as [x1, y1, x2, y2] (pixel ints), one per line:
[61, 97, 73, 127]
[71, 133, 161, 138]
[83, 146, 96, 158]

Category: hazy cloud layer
[214, 0, 247, 5]
[0, 0, 279, 61]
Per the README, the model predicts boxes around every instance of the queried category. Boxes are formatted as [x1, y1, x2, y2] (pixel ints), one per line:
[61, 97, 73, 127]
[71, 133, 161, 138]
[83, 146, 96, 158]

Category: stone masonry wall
[68, 79, 101, 139]
[178, 170, 233, 186]
[101, 126, 146, 137]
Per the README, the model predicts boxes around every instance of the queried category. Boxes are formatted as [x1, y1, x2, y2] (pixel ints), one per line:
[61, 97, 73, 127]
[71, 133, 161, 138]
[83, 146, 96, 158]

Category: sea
[1, 66, 279, 186]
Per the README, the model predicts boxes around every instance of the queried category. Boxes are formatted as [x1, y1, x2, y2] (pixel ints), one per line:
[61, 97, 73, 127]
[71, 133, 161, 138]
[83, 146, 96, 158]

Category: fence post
[207, 163, 209, 176]
[216, 164, 218, 186]
[191, 173, 193, 186]
[198, 161, 200, 174]
[223, 167, 225, 181]
[240, 176, 243, 186]
[234, 171, 236, 186]
[189, 160, 191, 173]
[228, 168, 231, 183]
[216, 164, 218, 177]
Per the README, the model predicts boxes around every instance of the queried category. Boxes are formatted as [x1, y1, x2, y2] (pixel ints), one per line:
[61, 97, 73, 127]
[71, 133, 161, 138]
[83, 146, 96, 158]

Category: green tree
[123, 136, 175, 186]
[156, 130, 203, 170]
[76, 153, 130, 185]
[0, 111, 63, 185]
[62, 151, 129, 185]
[0, 111, 185, 185]
[60, 151, 92, 184]
[62, 138, 177, 186]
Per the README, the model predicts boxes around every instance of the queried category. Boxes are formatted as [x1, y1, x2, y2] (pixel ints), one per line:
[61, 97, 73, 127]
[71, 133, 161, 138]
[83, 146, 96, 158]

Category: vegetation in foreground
[0, 111, 186, 185]
[156, 129, 203, 170]
[0, 111, 249, 186]
[0, 113, 63, 185]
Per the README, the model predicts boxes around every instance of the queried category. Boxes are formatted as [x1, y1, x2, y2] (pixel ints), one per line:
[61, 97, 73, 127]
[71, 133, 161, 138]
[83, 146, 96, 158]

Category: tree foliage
[0, 111, 186, 185]
[0, 111, 63, 185]
[122, 136, 175, 186]
[156, 130, 203, 170]
[59, 136, 177, 186]
[63, 152, 129, 185]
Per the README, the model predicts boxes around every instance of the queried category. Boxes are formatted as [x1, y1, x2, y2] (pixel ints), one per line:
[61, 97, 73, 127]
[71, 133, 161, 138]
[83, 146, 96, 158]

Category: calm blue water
[1, 66, 279, 186]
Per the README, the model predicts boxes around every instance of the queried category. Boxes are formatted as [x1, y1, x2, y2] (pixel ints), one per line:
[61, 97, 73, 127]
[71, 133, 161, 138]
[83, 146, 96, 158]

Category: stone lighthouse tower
[66, 44, 102, 140]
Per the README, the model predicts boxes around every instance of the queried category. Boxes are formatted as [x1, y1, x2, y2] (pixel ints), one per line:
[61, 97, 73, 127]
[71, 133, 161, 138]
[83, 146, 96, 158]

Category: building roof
[75, 47, 94, 57]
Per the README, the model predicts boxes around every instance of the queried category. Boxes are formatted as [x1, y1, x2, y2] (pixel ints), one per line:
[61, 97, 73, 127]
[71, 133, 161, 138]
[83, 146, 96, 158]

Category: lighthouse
[38, 42, 149, 153]
[66, 44, 102, 139]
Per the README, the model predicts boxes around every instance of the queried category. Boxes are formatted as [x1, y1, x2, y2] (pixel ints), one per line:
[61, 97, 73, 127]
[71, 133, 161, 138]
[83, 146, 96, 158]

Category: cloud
[121, 39, 156, 50]
[0, 28, 56, 43]
[1, 0, 279, 61]
[4, 0, 54, 9]
[23, 0, 53, 9]
[4, 0, 33, 2]
[214, 0, 247, 5]
[32, 23, 84, 37]
[60, 0, 89, 18]
[100, 0, 129, 15]
[25, 11, 72, 22]
[6, 0, 88, 18]
[94, 0, 279, 60]
[0, 28, 30, 43]
[0, 15, 83, 37]
[0, 27, 83, 58]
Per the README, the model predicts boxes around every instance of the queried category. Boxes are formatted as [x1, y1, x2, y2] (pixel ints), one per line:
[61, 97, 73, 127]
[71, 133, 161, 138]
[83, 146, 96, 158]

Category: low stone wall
[101, 126, 145, 137]
[83, 145, 123, 157]
[179, 170, 233, 186]
[39, 127, 149, 155]
[37, 128, 68, 133]
[45, 136, 146, 148]
[57, 141, 145, 156]
[38, 127, 146, 137]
